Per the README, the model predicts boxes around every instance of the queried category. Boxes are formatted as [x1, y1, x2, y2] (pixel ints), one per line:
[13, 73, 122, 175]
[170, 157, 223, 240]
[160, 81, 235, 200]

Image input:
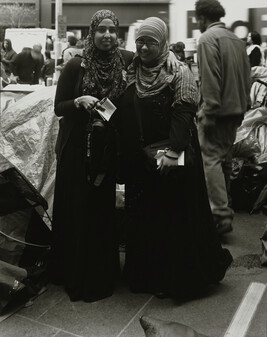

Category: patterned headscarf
[127, 17, 175, 98]
[81, 9, 127, 100]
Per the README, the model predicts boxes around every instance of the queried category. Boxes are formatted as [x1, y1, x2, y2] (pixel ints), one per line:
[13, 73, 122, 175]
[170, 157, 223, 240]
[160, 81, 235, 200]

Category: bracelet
[74, 97, 80, 108]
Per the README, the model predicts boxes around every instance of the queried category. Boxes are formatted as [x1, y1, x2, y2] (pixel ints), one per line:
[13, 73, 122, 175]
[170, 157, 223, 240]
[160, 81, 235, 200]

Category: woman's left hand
[157, 155, 178, 175]
[79, 95, 100, 112]
[166, 51, 180, 73]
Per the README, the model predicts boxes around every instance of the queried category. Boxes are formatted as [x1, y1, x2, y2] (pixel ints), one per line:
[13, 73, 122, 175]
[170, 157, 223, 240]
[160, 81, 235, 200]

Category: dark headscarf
[3, 39, 13, 52]
[81, 9, 127, 100]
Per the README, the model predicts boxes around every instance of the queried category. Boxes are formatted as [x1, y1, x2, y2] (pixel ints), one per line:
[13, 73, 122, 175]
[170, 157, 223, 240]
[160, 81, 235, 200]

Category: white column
[54, 0, 63, 79]
[169, 0, 189, 44]
[169, 0, 176, 44]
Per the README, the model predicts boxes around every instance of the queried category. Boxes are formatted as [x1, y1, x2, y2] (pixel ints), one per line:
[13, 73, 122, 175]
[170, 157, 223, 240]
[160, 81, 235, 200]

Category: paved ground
[0, 211, 266, 337]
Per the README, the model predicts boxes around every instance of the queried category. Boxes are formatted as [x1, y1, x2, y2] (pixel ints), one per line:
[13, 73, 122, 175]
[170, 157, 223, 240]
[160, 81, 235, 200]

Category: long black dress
[50, 51, 133, 302]
[119, 84, 233, 299]
[248, 45, 262, 67]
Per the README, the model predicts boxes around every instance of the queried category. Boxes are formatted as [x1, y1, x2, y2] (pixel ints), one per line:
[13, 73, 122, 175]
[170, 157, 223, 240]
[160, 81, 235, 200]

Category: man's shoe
[217, 218, 233, 235]
[154, 291, 169, 299]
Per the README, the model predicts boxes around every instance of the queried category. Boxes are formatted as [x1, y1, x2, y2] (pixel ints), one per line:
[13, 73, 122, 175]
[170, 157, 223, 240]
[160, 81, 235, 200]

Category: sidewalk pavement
[0, 211, 266, 337]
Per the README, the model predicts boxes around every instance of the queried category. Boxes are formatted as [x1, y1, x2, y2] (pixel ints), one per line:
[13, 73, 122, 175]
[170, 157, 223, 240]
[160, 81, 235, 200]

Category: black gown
[119, 84, 233, 299]
[49, 51, 133, 302]
[248, 46, 262, 67]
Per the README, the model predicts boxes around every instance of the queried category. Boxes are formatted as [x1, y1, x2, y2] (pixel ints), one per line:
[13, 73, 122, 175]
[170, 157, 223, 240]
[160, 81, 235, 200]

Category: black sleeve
[169, 102, 197, 153]
[54, 58, 82, 118]
[249, 48, 262, 67]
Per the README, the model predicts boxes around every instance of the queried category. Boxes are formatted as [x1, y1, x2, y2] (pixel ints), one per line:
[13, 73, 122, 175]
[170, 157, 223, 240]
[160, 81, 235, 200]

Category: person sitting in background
[247, 31, 265, 67]
[1, 38, 17, 75]
[41, 50, 55, 83]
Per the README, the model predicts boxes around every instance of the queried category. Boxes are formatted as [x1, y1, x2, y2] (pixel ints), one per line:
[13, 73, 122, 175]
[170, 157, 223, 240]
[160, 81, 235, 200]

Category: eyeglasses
[136, 39, 159, 47]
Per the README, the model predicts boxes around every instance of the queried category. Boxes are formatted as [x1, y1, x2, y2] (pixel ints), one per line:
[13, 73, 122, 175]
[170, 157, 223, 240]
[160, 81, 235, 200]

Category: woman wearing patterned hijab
[120, 17, 232, 299]
[50, 9, 134, 302]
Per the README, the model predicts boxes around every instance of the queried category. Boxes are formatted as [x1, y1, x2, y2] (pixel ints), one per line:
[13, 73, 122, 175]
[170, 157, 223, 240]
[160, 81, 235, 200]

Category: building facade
[0, 0, 170, 41]
[1, 0, 266, 44]
[51, 0, 170, 40]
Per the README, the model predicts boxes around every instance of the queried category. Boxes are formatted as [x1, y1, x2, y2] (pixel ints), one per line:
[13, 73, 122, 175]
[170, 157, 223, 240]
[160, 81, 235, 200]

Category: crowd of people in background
[1, 18, 267, 88]
[0, 34, 86, 86]
[1, 0, 267, 308]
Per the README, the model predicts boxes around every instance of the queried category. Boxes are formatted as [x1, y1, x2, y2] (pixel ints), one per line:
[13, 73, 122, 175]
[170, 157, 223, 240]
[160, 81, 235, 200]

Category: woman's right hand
[157, 155, 178, 175]
[78, 95, 100, 112]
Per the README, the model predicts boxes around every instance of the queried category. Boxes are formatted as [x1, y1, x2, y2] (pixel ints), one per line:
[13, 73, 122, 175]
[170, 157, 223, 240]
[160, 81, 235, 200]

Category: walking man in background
[195, 0, 251, 234]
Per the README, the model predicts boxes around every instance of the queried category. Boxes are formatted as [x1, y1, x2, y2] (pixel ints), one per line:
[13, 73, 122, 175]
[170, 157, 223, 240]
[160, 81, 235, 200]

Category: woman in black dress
[50, 9, 133, 302]
[119, 17, 233, 299]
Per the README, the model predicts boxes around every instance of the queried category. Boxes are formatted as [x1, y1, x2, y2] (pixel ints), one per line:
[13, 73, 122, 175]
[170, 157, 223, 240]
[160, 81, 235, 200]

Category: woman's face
[94, 18, 117, 51]
[3, 40, 8, 49]
[136, 36, 160, 65]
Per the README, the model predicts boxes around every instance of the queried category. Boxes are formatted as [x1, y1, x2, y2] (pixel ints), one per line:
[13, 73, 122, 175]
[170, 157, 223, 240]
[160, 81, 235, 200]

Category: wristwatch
[74, 97, 81, 108]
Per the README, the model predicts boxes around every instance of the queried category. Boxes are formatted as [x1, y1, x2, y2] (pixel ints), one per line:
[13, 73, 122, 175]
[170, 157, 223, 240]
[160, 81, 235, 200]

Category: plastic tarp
[232, 75, 267, 213]
[234, 73, 267, 164]
[0, 260, 27, 314]
[0, 87, 56, 314]
[0, 86, 59, 225]
[0, 202, 51, 315]
[251, 66, 267, 83]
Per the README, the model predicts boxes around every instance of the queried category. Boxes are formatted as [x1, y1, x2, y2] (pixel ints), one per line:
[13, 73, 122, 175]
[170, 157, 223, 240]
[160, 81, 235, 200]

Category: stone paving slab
[37, 284, 151, 337]
[0, 315, 58, 337]
[0, 211, 266, 337]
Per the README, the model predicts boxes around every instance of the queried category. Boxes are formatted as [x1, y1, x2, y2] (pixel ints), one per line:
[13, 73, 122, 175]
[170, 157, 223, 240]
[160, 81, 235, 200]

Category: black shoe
[217, 219, 233, 235]
[154, 291, 169, 299]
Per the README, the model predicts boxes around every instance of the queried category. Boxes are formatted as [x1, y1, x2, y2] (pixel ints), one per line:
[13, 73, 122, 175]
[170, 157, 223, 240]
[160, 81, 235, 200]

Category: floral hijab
[81, 9, 127, 100]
